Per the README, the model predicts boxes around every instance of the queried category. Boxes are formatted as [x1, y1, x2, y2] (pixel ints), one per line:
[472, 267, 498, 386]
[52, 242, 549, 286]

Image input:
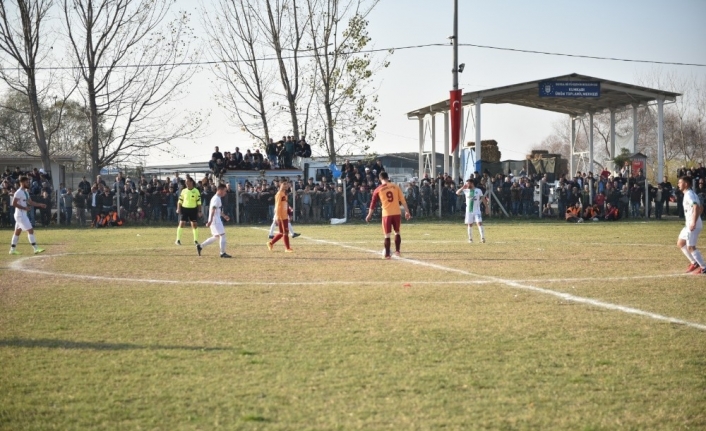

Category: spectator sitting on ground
[583, 204, 601, 221]
[565, 202, 582, 223]
[542, 203, 554, 218]
[604, 202, 619, 221]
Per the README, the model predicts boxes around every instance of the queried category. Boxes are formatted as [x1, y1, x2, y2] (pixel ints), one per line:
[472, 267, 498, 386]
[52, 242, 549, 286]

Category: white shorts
[679, 225, 702, 247]
[210, 220, 225, 236]
[14, 213, 32, 231]
[465, 212, 483, 224]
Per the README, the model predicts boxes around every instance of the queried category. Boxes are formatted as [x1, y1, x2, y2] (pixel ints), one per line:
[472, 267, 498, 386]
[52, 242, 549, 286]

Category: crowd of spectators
[239, 159, 386, 223]
[469, 167, 677, 222]
[1, 167, 55, 228]
[208, 136, 312, 178]
[1, 159, 700, 229]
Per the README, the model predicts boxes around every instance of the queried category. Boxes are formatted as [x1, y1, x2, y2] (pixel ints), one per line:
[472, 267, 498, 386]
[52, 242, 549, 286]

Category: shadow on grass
[0, 337, 235, 352]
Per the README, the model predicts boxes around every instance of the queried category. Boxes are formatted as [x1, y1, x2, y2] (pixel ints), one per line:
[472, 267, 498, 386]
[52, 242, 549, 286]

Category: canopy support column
[610, 109, 616, 158]
[431, 114, 437, 179]
[475, 97, 482, 174]
[452, 108, 461, 181]
[658, 97, 665, 181]
[589, 112, 594, 175]
[632, 103, 639, 153]
[418, 116, 424, 179]
[570, 116, 576, 176]
[443, 111, 450, 176]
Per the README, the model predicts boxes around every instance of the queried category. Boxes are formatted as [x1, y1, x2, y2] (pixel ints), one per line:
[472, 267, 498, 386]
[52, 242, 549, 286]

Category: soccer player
[9, 176, 46, 255]
[175, 177, 201, 245]
[197, 184, 231, 258]
[676, 176, 706, 273]
[366, 171, 411, 259]
[456, 178, 487, 243]
[267, 181, 293, 253]
[268, 204, 300, 239]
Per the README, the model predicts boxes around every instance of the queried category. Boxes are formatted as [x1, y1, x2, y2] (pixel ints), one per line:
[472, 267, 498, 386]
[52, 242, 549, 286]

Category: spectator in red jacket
[604, 202, 619, 221]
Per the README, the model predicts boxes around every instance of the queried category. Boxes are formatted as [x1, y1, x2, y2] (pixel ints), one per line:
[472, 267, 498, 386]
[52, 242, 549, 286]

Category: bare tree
[256, 0, 310, 141]
[635, 70, 706, 179]
[0, 91, 35, 152]
[205, 0, 276, 147]
[305, 0, 383, 163]
[0, 0, 55, 174]
[62, 0, 201, 179]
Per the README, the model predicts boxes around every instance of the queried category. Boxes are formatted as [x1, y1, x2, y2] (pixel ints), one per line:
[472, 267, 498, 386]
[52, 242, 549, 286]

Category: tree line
[0, 0, 383, 180]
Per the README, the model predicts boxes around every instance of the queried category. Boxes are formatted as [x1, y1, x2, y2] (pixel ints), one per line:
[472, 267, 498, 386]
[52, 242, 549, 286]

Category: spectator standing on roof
[212, 146, 223, 161]
[284, 137, 295, 168]
[265, 138, 279, 169]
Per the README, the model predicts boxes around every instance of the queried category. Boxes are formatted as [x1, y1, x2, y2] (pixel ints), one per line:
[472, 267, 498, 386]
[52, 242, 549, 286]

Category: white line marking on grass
[517, 274, 692, 283]
[296, 234, 706, 332]
[7, 254, 493, 287]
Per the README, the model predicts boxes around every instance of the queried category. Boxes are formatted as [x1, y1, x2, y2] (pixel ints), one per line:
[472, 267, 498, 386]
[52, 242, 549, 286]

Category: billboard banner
[539, 81, 600, 98]
[450, 89, 463, 152]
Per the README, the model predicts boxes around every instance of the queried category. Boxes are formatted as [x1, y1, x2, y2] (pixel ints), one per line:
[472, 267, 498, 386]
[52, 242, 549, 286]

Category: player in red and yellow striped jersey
[267, 181, 293, 253]
[366, 171, 411, 259]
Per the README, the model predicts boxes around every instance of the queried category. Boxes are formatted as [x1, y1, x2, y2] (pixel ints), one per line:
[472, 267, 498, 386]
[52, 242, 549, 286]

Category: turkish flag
[450, 89, 462, 153]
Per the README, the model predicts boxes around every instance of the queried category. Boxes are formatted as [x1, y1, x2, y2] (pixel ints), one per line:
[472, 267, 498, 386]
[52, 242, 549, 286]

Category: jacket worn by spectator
[61, 192, 73, 211]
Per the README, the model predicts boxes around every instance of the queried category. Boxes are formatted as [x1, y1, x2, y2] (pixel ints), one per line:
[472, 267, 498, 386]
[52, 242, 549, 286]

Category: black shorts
[180, 207, 199, 222]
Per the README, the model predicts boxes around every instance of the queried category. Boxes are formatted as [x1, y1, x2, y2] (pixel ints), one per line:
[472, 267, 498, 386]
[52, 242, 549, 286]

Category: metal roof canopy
[407, 73, 679, 117]
[406, 73, 681, 184]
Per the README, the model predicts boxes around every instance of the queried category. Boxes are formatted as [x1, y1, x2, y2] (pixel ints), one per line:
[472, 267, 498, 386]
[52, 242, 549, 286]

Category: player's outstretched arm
[28, 198, 46, 209]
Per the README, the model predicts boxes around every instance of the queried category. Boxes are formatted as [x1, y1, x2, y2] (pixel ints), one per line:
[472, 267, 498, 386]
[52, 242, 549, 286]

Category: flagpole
[451, 0, 460, 182]
[453, 0, 458, 91]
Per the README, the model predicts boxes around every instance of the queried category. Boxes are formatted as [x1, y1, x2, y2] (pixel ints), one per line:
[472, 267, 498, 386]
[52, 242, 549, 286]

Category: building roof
[406, 73, 681, 118]
[0, 151, 79, 162]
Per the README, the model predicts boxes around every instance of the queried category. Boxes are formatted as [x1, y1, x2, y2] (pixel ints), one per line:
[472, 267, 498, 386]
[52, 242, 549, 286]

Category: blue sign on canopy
[539, 81, 600, 98]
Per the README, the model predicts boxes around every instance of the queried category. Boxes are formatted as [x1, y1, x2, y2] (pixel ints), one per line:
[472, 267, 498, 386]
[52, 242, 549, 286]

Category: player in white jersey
[456, 178, 488, 243]
[196, 184, 231, 258]
[9, 176, 47, 255]
[676, 176, 706, 273]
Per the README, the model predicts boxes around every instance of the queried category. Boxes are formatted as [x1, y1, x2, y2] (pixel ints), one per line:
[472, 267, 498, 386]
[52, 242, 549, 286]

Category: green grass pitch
[1, 219, 705, 430]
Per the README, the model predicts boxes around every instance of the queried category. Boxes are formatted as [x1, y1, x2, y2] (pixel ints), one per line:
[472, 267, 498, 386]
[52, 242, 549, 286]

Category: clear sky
[144, 0, 706, 165]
